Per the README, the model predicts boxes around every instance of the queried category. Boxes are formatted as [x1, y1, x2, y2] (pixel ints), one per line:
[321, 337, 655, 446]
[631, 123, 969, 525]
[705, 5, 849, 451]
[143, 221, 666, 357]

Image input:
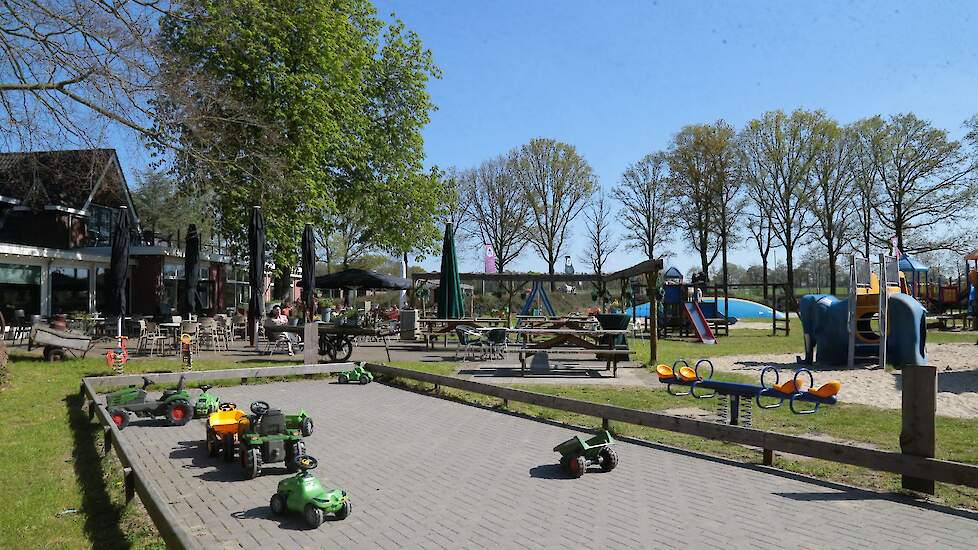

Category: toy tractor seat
[255, 410, 286, 435]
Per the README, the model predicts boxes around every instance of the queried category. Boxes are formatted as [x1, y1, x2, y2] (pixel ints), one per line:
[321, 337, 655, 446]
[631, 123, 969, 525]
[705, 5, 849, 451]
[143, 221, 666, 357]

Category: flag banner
[484, 244, 497, 273]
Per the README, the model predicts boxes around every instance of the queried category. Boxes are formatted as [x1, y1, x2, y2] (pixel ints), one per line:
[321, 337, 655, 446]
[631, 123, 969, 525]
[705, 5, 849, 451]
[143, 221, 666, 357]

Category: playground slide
[682, 302, 716, 344]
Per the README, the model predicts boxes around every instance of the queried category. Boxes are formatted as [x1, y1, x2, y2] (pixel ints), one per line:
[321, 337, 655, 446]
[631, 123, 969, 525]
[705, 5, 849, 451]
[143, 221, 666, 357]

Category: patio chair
[454, 325, 485, 361]
[198, 317, 225, 352]
[260, 325, 295, 355]
[484, 328, 508, 360]
[142, 321, 171, 357]
[214, 316, 232, 350]
[231, 313, 247, 341]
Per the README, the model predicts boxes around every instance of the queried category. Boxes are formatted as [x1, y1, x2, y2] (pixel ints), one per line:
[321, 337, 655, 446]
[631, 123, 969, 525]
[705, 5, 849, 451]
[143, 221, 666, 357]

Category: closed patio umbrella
[301, 223, 316, 321]
[437, 223, 464, 319]
[108, 206, 130, 337]
[248, 206, 266, 344]
[182, 224, 201, 318]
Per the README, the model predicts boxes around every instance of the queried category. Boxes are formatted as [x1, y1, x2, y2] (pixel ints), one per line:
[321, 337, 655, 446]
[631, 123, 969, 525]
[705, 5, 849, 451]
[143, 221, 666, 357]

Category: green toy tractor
[106, 375, 195, 430]
[337, 364, 373, 385]
[194, 384, 221, 418]
[238, 401, 307, 479]
[553, 430, 618, 478]
[286, 410, 314, 437]
[270, 455, 350, 528]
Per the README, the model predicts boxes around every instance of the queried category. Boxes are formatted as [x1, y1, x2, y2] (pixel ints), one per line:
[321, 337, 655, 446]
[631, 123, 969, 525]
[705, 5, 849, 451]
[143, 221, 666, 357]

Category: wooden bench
[512, 347, 635, 377]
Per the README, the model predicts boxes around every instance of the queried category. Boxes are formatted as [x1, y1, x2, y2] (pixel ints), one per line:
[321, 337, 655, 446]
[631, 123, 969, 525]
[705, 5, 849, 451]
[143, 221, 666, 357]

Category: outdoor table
[507, 328, 632, 377]
[418, 318, 506, 349]
[516, 316, 598, 330]
[158, 322, 182, 351]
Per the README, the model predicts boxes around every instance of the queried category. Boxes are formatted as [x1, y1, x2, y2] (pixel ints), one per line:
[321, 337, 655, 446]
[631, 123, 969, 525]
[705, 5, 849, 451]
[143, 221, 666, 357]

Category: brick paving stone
[103, 379, 978, 549]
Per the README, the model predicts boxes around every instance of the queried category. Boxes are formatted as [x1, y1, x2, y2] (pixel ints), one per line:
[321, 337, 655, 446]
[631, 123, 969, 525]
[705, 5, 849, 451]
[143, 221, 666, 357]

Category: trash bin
[400, 309, 417, 341]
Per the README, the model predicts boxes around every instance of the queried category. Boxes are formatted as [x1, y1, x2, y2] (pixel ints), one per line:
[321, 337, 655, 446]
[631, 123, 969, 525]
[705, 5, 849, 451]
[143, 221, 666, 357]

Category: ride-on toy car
[206, 402, 249, 461]
[194, 384, 221, 418]
[553, 430, 618, 478]
[337, 364, 373, 385]
[269, 455, 350, 528]
[239, 401, 307, 479]
[106, 375, 194, 430]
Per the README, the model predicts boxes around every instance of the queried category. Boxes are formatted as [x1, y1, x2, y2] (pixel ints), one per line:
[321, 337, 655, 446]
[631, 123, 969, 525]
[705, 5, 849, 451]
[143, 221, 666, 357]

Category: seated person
[268, 305, 297, 356]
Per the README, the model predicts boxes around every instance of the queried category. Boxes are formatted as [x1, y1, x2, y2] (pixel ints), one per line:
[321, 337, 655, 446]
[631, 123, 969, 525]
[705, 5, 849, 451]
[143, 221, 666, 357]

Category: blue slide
[797, 293, 927, 368]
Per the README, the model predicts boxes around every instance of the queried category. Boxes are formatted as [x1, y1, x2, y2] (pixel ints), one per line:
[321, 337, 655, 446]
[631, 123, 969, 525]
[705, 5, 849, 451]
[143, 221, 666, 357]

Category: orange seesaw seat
[772, 378, 842, 398]
[656, 364, 698, 382]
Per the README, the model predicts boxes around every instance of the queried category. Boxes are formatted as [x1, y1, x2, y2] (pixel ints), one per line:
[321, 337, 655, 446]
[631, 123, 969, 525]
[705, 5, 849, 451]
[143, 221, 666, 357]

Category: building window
[0, 263, 41, 321]
[51, 267, 89, 315]
[86, 205, 119, 247]
[223, 267, 250, 312]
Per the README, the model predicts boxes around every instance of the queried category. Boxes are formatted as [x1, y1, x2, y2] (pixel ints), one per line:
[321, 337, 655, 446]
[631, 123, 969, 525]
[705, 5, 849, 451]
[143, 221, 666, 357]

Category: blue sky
[113, 2, 978, 274]
[371, 0, 978, 274]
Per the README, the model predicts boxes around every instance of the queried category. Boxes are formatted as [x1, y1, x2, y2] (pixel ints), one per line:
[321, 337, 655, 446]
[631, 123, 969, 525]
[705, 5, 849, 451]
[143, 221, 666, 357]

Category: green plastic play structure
[553, 430, 618, 478]
[269, 455, 350, 528]
[338, 364, 374, 384]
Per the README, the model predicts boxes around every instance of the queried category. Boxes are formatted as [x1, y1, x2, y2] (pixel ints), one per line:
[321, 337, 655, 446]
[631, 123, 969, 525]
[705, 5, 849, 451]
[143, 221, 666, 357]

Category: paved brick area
[107, 380, 978, 549]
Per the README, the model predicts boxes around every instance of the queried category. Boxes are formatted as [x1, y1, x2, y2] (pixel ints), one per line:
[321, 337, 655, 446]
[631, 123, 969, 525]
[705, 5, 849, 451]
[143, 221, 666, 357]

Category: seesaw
[656, 359, 842, 424]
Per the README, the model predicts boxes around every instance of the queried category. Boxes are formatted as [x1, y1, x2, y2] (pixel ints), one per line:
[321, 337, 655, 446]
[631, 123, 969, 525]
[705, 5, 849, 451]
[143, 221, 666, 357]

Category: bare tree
[0, 0, 168, 148]
[705, 120, 742, 314]
[510, 138, 596, 289]
[809, 122, 859, 294]
[470, 155, 531, 272]
[851, 119, 881, 259]
[614, 152, 676, 261]
[859, 113, 978, 255]
[581, 190, 619, 310]
[669, 124, 721, 277]
[739, 109, 825, 303]
[442, 166, 477, 258]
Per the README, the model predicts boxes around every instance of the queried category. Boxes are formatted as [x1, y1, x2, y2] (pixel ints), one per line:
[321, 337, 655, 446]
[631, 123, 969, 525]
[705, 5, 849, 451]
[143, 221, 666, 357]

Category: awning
[305, 268, 411, 290]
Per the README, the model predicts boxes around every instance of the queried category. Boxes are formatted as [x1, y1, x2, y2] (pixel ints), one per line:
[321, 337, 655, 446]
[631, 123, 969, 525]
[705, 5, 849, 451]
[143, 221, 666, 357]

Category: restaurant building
[0, 148, 282, 323]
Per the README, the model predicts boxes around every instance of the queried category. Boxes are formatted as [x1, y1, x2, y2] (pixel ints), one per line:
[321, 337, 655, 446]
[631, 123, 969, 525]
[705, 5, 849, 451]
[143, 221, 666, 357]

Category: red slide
[682, 302, 717, 344]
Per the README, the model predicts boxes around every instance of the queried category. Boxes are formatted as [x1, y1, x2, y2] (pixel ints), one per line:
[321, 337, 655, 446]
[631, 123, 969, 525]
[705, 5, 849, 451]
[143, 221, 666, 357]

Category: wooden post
[763, 448, 774, 466]
[646, 270, 658, 364]
[900, 365, 937, 494]
[602, 418, 609, 431]
[123, 467, 135, 503]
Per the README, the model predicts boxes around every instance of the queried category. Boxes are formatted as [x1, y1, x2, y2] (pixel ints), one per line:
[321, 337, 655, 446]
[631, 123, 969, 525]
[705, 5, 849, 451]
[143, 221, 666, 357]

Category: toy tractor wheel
[206, 428, 218, 457]
[335, 500, 351, 520]
[243, 447, 262, 479]
[108, 408, 130, 430]
[222, 434, 235, 462]
[568, 455, 586, 478]
[358, 373, 370, 385]
[304, 503, 325, 528]
[166, 400, 193, 426]
[599, 447, 618, 472]
[269, 493, 287, 516]
[300, 417, 314, 437]
[338, 373, 349, 384]
[285, 442, 302, 473]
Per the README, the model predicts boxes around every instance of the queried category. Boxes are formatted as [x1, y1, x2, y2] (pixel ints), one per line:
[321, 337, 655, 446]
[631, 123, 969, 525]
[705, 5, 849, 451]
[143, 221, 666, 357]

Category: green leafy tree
[510, 138, 596, 288]
[130, 170, 214, 243]
[154, 1, 438, 274]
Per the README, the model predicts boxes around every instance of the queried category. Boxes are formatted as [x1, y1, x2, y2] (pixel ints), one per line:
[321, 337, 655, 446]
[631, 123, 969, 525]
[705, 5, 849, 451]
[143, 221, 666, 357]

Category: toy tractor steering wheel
[218, 402, 236, 412]
[295, 455, 318, 471]
[199, 384, 213, 392]
[250, 400, 270, 416]
[141, 376, 153, 390]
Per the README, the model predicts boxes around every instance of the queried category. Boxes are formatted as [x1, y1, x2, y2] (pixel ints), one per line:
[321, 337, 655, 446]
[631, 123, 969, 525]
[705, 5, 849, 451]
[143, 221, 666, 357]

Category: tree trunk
[721, 231, 729, 320]
[548, 262, 556, 292]
[761, 256, 769, 303]
[785, 247, 796, 310]
[828, 250, 838, 295]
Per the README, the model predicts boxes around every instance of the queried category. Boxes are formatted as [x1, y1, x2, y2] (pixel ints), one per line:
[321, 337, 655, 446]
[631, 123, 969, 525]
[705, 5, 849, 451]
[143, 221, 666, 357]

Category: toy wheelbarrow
[553, 430, 618, 478]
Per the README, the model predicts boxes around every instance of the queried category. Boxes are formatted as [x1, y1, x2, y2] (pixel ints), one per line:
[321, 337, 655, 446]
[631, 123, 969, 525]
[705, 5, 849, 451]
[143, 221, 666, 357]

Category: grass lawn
[0, 352, 297, 549]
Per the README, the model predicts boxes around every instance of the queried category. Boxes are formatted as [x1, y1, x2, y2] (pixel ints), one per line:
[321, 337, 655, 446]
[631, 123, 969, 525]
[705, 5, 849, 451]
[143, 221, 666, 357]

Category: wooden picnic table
[507, 327, 633, 377]
[515, 316, 598, 330]
[417, 318, 506, 349]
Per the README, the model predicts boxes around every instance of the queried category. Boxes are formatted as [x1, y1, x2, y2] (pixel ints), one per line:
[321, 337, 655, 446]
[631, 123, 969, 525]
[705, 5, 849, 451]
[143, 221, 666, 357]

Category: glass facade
[164, 262, 216, 313]
[50, 267, 89, 315]
[0, 263, 41, 321]
[223, 267, 250, 313]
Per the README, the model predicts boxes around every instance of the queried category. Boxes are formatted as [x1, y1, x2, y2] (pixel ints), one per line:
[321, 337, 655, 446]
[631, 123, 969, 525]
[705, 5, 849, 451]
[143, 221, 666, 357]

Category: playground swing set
[656, 359, 842, 426]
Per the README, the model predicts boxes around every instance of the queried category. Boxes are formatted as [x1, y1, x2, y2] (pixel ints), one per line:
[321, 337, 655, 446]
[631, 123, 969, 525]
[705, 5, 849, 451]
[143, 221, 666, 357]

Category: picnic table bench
[509, 328, 634, 377]
[418, 318, 506, 349]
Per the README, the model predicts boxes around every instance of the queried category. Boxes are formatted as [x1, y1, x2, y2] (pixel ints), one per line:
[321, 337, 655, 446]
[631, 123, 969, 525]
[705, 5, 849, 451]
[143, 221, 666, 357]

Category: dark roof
[0, 149, 134, 215]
